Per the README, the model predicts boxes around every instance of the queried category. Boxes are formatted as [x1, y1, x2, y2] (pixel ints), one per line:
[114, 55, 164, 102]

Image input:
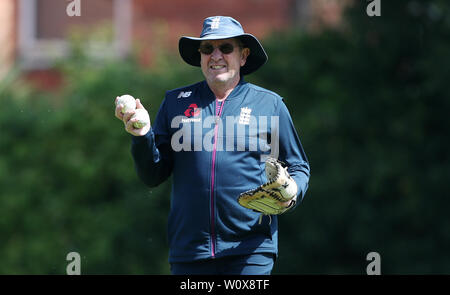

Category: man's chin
[209, 72, 236, 84]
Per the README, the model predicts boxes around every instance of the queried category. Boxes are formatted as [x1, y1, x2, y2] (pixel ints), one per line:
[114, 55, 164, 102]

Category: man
[115, 16, 310, 275]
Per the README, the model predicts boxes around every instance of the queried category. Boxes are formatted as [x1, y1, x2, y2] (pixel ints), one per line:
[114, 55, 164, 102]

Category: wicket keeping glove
[238, 158, 298, 217]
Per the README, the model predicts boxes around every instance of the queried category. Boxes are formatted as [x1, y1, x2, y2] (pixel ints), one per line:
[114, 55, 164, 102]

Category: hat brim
[179, 33, 268, 76]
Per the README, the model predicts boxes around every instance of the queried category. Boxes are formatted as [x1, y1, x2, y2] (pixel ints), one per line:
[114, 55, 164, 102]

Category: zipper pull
[214, 115, 221, 125]
[215, 100, 224, 125]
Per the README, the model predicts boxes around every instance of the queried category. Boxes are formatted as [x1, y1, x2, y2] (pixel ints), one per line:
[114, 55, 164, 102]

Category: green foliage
[250, 0, 450, 274]
[1, 0, 449, 274]
[0, 50, 202, 274]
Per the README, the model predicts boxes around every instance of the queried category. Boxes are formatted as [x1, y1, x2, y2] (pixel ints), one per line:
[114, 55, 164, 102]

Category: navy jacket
[131, 78, 310, 263]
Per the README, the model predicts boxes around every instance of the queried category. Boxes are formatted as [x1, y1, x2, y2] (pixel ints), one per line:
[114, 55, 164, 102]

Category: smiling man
[115, 16, 310, 275]
[199, 38, 249, 100]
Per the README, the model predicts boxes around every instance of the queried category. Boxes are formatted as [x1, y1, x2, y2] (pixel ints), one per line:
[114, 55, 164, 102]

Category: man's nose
[210, 47, 223, 60]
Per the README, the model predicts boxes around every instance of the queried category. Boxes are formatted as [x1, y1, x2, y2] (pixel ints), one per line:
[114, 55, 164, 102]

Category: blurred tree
[0, 44, 202, 274]
[250, 0, 450, 274]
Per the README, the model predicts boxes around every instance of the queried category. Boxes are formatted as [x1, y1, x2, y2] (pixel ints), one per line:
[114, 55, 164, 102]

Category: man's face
[199, 38, 250, 88]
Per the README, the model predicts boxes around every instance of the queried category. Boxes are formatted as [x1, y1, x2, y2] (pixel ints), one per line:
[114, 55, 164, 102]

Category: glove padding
[238, 158, 298, 215]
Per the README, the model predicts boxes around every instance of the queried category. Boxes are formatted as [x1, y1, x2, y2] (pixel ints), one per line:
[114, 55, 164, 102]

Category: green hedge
[252, 0, 450, 274]
[0, 53, 202, 274]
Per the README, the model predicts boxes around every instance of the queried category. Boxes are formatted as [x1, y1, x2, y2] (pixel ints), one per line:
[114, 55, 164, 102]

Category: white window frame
[18, 0, 132, 69]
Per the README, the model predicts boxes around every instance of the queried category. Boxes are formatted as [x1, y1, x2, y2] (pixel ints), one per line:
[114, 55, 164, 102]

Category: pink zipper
[210, 99, 224, 258]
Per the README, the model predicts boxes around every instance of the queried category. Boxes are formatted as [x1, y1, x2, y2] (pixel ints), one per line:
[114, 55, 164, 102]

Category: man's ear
[240, 48, 250, 67]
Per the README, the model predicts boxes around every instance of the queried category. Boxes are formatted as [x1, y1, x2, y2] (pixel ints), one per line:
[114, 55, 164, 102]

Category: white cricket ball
[131, 108, 149, 129]
[116, 94, 136, 114]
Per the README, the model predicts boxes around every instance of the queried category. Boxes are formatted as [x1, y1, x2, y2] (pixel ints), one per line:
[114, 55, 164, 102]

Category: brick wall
[131, 0, 293, 67]
[132, 0, 291, 50]
[5, 0, 350, 90]
[0, 0, 16, 79]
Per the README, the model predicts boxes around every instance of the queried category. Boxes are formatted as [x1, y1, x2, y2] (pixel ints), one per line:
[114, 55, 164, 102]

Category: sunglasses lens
[199, 44, 213, 54]
[199, 43, 234, 55]
[220, 44, 234, 54]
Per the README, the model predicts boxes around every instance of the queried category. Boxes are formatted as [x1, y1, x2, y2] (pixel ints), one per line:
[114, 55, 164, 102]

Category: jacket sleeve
[131, 97, 173, 187]
[276, 99, 310, 205]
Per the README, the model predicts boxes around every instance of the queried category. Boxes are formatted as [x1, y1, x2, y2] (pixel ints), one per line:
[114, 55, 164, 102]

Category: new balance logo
[211, 17, 221, 29]
[178, 91, 192, 99]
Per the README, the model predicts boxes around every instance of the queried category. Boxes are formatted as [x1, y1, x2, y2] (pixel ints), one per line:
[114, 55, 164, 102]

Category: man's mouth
[210, 65, 226, 70]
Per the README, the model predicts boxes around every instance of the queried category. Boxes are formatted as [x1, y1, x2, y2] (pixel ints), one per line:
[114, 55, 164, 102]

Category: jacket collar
[203, 76, 247, 101]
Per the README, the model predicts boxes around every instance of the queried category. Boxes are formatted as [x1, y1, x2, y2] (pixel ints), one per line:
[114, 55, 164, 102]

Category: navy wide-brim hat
[179, 16, 268, 76]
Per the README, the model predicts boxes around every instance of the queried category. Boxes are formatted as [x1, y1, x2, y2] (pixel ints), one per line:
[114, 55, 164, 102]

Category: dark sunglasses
[198, 43, 235, 55]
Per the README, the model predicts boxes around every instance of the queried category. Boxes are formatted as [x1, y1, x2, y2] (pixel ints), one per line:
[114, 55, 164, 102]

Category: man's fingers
[115, 96, 150, 136]
[122, 110, 135, 124]
[115, 103, 124, 120]
[125, 117, 149, 136]
[125, 117, 135, 130]
[136, 99, 145, 110]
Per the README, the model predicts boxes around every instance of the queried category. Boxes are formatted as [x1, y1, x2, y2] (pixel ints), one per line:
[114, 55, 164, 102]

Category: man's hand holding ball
[115, 95, 151, 136]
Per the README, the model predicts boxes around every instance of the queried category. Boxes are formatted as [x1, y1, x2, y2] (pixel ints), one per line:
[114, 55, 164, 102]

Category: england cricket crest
[239, 107, 252, 125]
